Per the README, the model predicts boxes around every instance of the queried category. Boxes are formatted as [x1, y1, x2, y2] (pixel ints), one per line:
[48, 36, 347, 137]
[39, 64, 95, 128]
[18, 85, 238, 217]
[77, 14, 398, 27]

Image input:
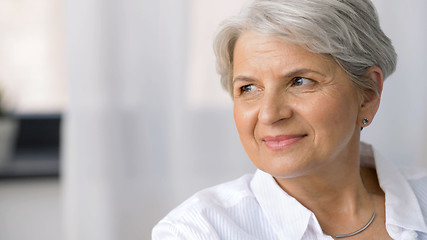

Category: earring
[361, 118, 369, 131]
[363, 118, 369, 125]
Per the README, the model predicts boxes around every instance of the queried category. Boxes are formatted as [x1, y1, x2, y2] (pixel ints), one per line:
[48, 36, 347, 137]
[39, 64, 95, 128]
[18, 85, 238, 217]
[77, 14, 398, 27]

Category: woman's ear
[358, 66, 384, 128]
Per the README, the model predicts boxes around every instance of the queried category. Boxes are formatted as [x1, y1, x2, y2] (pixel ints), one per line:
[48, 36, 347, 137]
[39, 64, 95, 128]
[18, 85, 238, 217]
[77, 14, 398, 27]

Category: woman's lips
[262, 135, 306, 151]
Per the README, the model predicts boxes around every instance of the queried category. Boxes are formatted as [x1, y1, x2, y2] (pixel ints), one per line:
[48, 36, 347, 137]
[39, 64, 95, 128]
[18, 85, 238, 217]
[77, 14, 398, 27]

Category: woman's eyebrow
[283, 68, 326, 78]
[233, 75, 256, 83]
[233, 69, 326, 83]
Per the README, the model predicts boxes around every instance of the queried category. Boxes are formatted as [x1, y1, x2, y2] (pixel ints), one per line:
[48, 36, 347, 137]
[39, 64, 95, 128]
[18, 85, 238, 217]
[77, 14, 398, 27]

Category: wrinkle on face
[232, 31, 362, 178]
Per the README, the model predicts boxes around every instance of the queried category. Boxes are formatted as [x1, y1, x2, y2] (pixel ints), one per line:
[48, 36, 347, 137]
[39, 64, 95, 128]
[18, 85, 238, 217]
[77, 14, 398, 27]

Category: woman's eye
[240, 84, 257, 93]
[293, 77, 312, 86]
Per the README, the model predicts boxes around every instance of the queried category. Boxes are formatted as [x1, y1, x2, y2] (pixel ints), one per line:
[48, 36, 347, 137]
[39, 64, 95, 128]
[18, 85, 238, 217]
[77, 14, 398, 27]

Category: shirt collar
[250, 149, 427, 239]
[250, 169, 313, 239]
[374, 148, 427, 234]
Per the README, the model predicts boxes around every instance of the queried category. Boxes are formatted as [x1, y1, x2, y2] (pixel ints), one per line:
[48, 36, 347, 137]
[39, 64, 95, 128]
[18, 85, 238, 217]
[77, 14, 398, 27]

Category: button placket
[409, 231, 418, 238]
[387, 225, 402, 238]
[397, 230, 419, 240]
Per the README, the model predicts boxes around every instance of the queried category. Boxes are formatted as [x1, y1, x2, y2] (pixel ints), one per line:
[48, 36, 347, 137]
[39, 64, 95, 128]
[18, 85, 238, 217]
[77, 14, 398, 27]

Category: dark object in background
[0, 114, 61, 179]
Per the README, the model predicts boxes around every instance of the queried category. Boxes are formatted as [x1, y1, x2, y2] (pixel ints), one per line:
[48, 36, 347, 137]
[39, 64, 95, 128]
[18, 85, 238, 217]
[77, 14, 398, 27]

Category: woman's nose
[258, 92, 293, 125]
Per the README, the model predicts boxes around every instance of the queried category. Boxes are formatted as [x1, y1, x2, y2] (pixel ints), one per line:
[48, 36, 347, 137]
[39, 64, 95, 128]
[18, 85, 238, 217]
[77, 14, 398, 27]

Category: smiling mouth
[262, 135, 306, 151]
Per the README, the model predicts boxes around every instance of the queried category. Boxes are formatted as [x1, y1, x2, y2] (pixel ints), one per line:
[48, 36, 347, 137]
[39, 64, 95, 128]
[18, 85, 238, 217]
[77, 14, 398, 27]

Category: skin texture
[232, 31, 391, 239]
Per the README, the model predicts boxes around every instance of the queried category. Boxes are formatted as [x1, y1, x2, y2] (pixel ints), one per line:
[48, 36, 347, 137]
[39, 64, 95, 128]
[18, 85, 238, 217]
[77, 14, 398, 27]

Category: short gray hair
[213, 0, 397, 97]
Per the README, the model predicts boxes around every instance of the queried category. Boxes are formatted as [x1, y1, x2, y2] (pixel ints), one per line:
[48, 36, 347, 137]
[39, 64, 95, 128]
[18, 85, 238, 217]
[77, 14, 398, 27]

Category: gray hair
[213, 0, 397, 97]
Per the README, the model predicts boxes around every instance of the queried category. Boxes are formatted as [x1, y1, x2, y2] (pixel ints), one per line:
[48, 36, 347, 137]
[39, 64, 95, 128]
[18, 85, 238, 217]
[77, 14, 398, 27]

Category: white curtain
[63, 0, 427, 239]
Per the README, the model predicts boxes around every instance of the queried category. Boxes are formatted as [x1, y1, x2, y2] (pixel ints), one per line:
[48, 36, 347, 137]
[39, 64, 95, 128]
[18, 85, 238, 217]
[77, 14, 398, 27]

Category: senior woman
[153, 0, 427, 239]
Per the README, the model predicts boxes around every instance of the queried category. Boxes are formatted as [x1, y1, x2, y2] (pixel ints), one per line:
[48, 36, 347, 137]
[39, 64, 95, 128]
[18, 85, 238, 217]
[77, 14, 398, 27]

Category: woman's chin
[254, 155, 315, 179]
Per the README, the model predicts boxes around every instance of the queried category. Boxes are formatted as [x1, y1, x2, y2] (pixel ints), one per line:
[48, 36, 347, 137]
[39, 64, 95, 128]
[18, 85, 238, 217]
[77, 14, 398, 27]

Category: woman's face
[233, 31, 364, 178]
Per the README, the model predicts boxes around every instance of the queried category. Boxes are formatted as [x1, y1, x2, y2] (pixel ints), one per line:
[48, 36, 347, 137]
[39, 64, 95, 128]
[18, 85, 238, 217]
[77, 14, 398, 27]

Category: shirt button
[409, 231, 418, 238]
[388, 225, 401, 234]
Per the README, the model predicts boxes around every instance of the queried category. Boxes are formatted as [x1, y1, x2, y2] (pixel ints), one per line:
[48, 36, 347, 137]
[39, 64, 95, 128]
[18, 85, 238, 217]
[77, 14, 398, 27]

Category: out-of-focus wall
[0, 180, 60, 240]
[0, 0, 66, 113]
[361, 0, 427, 168]
[0, 1, 64, 240]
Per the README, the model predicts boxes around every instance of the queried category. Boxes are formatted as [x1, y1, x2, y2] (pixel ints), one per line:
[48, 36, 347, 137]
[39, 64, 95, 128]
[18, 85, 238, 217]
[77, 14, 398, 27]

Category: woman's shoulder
[152, 173, 259, 239]
[400, 165, 427, 208]
[375, 149, 427, 204]
[395, 163, 427, 199]
[399, 165, 427, 181]
[180, 173, 255, 209]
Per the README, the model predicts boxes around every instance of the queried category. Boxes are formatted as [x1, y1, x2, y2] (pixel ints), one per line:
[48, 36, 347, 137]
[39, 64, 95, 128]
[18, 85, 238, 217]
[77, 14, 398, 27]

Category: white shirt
[152, 150, 427, 239]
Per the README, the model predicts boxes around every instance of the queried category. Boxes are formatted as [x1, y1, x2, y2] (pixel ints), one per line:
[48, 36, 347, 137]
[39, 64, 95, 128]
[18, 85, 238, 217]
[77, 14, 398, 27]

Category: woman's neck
[273, 144, 375, 235]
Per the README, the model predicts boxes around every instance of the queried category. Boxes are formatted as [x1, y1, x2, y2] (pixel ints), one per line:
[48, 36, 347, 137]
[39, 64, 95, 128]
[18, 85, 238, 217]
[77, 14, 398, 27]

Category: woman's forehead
[233, 31, 338, 77]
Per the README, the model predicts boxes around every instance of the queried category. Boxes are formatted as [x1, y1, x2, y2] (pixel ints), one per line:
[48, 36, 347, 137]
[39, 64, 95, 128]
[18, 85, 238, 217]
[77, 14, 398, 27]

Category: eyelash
[238, 77, 312, 92]
[292, 77, 313, 87]
[239, 84, 257, 94]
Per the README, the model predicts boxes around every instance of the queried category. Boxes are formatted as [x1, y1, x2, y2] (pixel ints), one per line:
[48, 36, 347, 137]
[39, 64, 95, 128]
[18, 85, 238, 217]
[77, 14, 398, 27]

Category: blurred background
[0, 0, 425, 239]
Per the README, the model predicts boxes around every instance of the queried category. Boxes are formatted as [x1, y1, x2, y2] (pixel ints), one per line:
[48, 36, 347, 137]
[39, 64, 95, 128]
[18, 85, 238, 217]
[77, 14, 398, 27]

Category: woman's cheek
[234, 101, 259, 135]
